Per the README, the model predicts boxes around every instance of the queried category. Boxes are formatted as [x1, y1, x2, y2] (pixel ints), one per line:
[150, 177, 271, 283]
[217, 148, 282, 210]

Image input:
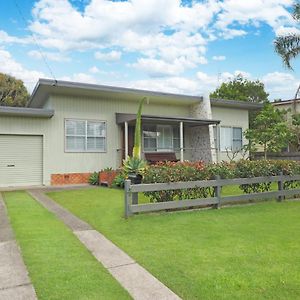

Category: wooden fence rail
[124, 173, 300, 217]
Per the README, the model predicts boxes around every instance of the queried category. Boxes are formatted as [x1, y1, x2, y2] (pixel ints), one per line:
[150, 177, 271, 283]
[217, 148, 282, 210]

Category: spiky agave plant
[123, 156, 147, 175]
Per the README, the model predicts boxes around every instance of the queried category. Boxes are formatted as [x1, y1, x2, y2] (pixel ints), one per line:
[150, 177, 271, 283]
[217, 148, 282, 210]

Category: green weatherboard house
[0, 79, 261, 187]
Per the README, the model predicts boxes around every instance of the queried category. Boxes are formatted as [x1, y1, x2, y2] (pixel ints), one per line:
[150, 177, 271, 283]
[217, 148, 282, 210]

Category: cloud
[0, 0, 297, 100]
[275, 26, 300, 36]
[28, 50, 71, 62]
[124, 77, 201, 95]
[60, 72, 98, 84]
[0, 30, 30, 45]
[0, 49, 45, 91]
[220, 28, 247, 39]
[0, 0, 288, 82]
[132, 58, 186, 77]
[212, 55, 226, 61]
[133, 52, 207, 77]
[89, 66, 100, 74]
[94, 50, 122, 62]
[216, 0, 295, 37]
[262, 71, 299, 99]
[27, 0, 219, 74]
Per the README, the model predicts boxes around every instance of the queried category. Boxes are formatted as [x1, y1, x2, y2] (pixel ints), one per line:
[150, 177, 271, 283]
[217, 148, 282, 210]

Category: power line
[13, 0, 57, 83]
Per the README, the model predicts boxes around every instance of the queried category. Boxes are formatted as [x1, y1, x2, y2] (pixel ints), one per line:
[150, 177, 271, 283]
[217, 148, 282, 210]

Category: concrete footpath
[28, 190, 181, 300]
[0, 194, 37, 300]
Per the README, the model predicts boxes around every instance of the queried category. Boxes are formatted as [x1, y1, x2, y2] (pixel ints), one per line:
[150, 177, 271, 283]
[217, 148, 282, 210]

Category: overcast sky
[0, 0, 300, 100]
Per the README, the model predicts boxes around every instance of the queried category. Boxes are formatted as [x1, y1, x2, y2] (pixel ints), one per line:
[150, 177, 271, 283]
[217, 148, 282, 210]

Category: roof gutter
[210, 98, 263, 110]
[0, 106, 54, 118]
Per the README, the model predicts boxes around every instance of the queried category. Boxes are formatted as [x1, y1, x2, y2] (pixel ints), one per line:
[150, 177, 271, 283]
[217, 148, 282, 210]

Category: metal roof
[0, 106, 54, 118]
[116, 113, 220, 126]
[210, 98, 263, 110]
[29, 78, 204, 108]
[272, 99, 300, 106]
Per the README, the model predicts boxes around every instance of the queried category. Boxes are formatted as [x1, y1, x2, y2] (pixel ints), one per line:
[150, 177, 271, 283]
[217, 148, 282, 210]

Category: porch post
[180, 121, 184, 162]
[215, 123, 219, 163]
[125, 121, 128, 158]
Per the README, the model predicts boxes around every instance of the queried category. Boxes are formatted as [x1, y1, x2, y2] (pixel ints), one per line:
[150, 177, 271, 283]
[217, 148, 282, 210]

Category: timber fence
[124, 173, 300, 217]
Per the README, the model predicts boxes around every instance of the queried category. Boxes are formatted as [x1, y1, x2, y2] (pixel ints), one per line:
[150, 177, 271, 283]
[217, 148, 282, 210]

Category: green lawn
[3, 191, 131, 300]
[48, 187, 300, 300]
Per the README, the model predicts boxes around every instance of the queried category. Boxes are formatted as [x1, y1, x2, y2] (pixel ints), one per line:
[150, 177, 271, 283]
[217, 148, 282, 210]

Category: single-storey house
[0, 79, 262, 187]
[272, 98, 300, 112]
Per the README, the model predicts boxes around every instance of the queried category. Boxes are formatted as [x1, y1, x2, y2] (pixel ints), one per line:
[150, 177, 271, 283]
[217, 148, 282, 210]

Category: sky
[0, 0, 300, 100]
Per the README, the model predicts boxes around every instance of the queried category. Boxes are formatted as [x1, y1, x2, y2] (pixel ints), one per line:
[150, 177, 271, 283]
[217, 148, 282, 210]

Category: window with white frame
[143, 124, 180, 152]
[232, 127, 243, 151]
[65, 119, 106, 152]
[215, 126, 243, 151]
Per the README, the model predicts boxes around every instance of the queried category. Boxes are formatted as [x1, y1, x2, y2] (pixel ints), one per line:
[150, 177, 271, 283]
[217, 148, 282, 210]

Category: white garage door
[0, 135, 43, 187]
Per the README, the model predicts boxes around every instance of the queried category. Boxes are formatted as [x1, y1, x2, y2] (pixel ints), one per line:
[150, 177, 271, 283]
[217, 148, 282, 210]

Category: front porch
[116, 113, 220, 164]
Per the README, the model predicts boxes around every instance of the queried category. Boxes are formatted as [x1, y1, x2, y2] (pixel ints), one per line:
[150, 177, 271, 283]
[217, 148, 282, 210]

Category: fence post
[124, 180, 132, 218]
[277, 171, 284, 202]
[214, 175, 221, 209]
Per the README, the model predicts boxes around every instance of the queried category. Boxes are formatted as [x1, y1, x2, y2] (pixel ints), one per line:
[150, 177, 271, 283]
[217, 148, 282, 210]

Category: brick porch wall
[51, 173, 92, 185]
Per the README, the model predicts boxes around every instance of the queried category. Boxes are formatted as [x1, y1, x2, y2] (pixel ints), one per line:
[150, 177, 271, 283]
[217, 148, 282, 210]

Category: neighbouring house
[272, 98, 300, 119]
[0, 79, 262, 187]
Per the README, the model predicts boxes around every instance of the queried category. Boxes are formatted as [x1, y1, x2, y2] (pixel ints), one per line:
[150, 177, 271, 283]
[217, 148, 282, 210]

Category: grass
[3, 191, 131, 300]
[48, 187, 300, 300]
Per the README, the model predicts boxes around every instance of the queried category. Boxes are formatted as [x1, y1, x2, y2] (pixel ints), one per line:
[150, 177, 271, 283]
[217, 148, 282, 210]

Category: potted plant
[123, 157, 147, 184]
[99, 167, 117, 187]
[123, 97, 148, 184]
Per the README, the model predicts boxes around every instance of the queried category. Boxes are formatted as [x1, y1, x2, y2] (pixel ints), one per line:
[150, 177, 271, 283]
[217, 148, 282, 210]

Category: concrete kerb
[28, 189, 181, 300]
[0, 193, 37, 300]
[0, 183, 96, 193]
[0, 195, 14, 242]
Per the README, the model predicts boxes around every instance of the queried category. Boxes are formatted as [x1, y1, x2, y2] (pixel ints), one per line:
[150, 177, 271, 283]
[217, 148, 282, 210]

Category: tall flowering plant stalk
[132, 97, 146, 159]
[123, 97, 148, 178]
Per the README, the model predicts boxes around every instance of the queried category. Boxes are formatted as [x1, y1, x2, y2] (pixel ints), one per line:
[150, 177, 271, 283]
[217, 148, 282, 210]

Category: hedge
[142, 160, 300, 202]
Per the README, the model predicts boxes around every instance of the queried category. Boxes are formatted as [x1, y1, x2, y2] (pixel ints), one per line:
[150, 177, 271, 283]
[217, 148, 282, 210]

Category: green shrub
[142, 160, 300, 202]
[142, 161, 211, 202]
[206, 161, 235, 179]
[235, 160, 300, 193]
[112, 173, 126, 188]
[88, 172, 99, 185]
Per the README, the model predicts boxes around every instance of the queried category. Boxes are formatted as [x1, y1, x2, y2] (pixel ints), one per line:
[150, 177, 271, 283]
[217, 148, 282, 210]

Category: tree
[274, 3, 300, 70]
[288, 113, 300, 151]
[274, 3, 300, 109]
[210, 75, 269, 103]
[0, 73, 29, 107]
[244, 103, 292, 159]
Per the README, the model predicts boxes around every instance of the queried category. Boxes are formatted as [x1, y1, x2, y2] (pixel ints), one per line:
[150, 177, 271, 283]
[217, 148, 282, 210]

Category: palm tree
[274, 3, 300, 112]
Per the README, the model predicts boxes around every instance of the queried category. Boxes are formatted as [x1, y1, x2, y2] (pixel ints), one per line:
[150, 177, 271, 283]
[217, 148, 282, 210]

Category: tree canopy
[274, 2, 300, 103]
[0, 73, 29, 107]
[244, 103, 292, 159]
[210, 75, 269, 103]
[274, 3, 300, 70]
